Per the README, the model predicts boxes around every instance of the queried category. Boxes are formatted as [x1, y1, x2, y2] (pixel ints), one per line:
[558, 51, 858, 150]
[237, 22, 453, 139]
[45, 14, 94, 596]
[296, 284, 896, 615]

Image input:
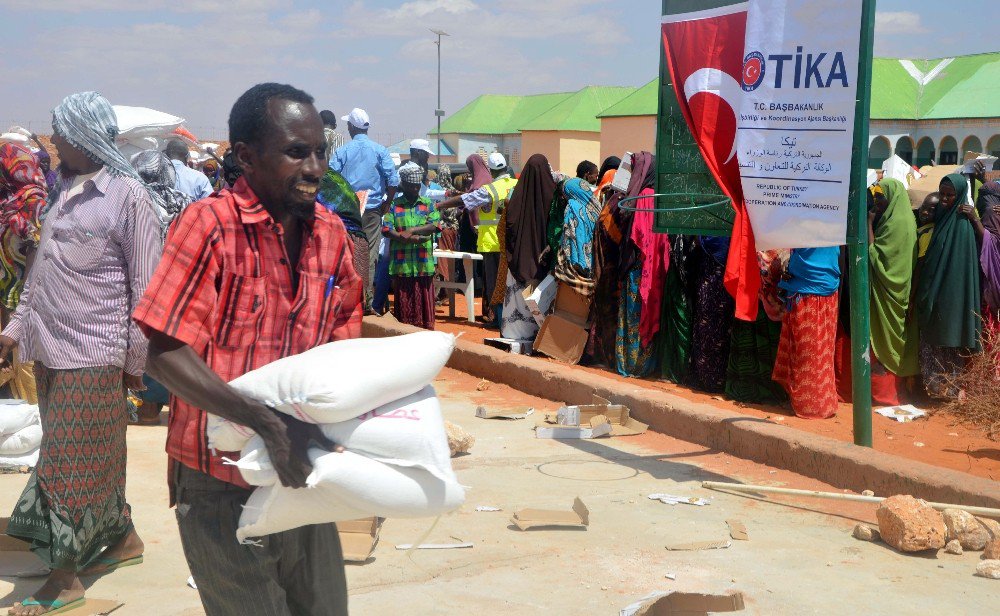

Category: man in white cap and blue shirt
[330, 108, 399, 311]
[437, 152, 515, 327]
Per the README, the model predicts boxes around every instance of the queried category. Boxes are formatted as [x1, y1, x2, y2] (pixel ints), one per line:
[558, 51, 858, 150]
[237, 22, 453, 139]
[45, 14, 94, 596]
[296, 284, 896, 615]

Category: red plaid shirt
[133, 177, 363, 490]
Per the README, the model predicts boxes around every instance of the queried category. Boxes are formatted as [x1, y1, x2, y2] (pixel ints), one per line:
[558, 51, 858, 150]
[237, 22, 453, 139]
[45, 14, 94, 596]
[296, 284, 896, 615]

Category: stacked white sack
[207, 331, 456, 451]
[234, 386, 454, 485]
[0, 401, 42, 468]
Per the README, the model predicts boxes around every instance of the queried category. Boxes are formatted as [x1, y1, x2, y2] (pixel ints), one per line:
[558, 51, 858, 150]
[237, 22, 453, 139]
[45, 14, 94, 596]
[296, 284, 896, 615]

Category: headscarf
[868, 178, 919, 376]
[466, 154, 492, 192]
[915, 174, 982, 350]
[0, 143, 46, 309]
[977, 181, 1000, 309]
[202, 158, 222, 191]
[613, 152, 655, 272]
[594, 168, 616, 199]
[504, 153, 557, 284]
[554, 177, 602, 295]
[130, 150, 192, 234]
[0, 143, 46, 244]
[598, 156, 621, 181]
[437, 164, 454, 191]
[398, 162, 424, 185]
[46, 91, 166, 219]
[33, 148, 57, 191]
[317, 169, 363, 236]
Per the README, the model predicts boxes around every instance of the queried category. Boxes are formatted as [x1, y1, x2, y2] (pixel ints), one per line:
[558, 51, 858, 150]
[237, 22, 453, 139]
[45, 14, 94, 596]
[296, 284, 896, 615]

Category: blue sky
[0, 0, 995, 143]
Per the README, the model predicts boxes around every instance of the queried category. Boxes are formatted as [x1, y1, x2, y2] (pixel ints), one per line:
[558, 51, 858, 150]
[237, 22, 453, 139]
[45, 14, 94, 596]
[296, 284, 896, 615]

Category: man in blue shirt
[330, 108, 400, 310]
[164, 139, 213, 202]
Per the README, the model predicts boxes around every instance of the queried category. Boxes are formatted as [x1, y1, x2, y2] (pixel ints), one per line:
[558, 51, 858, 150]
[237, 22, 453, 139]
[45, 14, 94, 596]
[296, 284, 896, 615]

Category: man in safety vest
[437, 152, 516, 327]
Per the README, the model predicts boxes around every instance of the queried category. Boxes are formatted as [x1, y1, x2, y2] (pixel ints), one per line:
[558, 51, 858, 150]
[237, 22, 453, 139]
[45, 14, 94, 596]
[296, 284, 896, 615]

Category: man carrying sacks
[133, 83, 362, 616]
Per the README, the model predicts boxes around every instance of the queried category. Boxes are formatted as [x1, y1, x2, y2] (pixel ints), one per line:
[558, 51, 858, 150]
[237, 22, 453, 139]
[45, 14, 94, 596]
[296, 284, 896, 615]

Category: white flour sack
[0, 423, 42, 456]
[207, 331, 456, 451]
[0, 402, 39, 436]
[0, 448, 39, 469]
[232, 386, 454, 486]
[236, 449, 465, 541]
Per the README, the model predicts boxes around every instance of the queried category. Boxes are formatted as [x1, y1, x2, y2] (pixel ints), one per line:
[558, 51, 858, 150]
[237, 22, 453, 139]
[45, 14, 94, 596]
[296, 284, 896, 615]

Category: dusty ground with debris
[432, 301, 1000, 482]
[1, 368, 997, 615]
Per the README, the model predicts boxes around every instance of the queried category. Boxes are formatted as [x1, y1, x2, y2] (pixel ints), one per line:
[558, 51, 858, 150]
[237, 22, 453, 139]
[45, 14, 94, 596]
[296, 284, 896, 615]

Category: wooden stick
[701, 481, 1000, 519]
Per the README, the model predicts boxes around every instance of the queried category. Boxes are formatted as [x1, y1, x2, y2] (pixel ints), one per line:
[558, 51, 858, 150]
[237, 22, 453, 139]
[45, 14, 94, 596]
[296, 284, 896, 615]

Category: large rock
[978, 517, 1000, 540]
[975, 560, 1000, 580]
[876, 495, 947, 552]
[984, 539, 1000, 560]
[943, 509, 990, 550]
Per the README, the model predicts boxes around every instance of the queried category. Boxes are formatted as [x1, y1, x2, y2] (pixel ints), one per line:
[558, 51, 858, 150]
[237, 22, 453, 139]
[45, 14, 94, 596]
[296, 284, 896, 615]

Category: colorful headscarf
[318, 168, 363, 236]
[869, 178, 919, 376]
[916, 173, 982, 350]
[554, 177, 602, 295]
[0, 143, 46, 308]
[130, 150, 192, 234]
[202, 159, 222, 191]
[47, 91, 166, 218]
[437, 164, 454, 191]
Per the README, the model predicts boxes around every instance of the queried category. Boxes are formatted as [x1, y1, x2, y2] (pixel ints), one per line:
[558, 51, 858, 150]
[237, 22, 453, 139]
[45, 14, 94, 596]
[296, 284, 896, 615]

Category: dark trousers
[482, 252, 500, 323]
[362, 209, 384, 309]
[174, 464, 348, 616]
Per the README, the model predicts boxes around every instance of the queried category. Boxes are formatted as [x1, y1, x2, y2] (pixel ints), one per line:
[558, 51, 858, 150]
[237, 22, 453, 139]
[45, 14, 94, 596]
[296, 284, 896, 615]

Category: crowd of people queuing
[0, 78, 997, 615]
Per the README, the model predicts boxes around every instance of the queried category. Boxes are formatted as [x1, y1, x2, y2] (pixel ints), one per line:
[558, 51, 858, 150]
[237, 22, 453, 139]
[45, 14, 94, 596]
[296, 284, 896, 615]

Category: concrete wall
[555, 131, 602, 175]
[600, 115, 657, 162]
[869, 118, 1000, 166]
[521, 130, 602, 175]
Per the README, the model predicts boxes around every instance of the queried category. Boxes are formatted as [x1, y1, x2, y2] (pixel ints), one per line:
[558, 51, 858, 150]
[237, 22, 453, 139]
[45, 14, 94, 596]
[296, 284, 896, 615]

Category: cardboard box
[522, 274, 557, 326]
[553, 284, 591, 324]
[539, 395, 649, 438]
[532, 313, 589, 364]
[535, 415, 612, 439]
[511, 497, 589, 530]
[907, 165, 956, 209]
[533, 283, 594, 364]
[621, 591, 745, 616]
[484, 337, 534, 355]
[0, 518, 29, 552]
[338, 517, 381, 563]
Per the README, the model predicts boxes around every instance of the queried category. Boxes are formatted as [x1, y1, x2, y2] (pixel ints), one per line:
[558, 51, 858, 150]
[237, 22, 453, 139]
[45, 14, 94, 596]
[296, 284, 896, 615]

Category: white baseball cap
[341, 108, 370, 130]
[409, 138, 434, 155]
[487, 152, 507, 170]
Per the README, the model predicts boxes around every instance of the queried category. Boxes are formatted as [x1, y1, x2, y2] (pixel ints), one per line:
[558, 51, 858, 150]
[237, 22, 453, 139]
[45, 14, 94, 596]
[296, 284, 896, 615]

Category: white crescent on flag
[682, 68, 742, 164]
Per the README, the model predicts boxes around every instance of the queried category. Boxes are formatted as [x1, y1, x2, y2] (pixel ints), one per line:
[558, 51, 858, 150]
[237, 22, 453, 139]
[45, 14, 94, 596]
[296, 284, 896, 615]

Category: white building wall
[869, 118, 1000, 165]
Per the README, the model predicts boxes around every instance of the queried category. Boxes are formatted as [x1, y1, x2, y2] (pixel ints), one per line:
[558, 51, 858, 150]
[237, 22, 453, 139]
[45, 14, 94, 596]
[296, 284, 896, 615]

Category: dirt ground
[2, 369, 998, 615]
[430, 296, 1000, 483]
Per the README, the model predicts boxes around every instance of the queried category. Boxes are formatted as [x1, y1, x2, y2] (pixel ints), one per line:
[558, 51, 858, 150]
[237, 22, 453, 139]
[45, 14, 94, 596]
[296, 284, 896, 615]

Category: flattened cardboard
[476, 406, 533, 420]
[511, 497, 589, 530]
[0, 599, 124, 615]
[338, 517, 381, 563]
[0, 518, 29, 552]
[726, 519, 749, 541]
[533, 313, 589, 364]
[535, 418, 612, 439]
[623, 591, 745, 615]
[664, 539, 732, 551]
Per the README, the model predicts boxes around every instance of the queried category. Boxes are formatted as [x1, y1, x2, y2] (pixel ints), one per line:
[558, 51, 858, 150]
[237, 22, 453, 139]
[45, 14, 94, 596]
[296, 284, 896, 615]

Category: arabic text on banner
[736, 0, 863, 250]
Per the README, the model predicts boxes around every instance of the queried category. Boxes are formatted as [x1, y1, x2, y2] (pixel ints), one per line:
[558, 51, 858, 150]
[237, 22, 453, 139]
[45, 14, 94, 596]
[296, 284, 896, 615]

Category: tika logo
[741, 51, 765, 92]
[763, 46, 850, 89]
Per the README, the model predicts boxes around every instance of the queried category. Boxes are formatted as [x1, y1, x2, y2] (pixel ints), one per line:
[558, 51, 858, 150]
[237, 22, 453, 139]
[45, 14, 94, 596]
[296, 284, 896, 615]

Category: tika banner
[736, 0, 862, 250]
[661, 1, 760, 321]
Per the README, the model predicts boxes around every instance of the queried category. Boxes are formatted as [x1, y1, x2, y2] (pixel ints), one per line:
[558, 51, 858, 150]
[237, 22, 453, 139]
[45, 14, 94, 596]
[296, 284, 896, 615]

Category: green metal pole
[848, 0, 877, 447]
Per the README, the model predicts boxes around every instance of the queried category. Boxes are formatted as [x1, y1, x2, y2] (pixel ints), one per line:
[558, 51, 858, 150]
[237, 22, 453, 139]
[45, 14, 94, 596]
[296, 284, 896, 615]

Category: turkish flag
[662, 4, 760, 321]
